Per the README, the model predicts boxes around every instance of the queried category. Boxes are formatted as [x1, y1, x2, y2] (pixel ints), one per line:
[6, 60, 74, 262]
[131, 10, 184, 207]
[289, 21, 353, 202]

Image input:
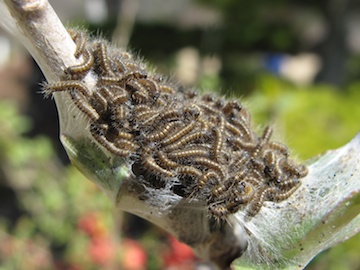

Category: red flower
[77, 212, 106, 238]
[163, 236, 195, 268]
[89, 236, 115, 265]
[120, 239, 147, 270]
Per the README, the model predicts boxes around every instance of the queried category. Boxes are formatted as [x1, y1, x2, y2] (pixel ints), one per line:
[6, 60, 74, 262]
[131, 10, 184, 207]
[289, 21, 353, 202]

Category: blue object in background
[264, 54, 285, 75]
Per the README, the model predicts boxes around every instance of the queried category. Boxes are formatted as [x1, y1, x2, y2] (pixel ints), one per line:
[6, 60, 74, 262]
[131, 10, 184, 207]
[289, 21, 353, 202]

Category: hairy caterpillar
[44, 29, 308, 220]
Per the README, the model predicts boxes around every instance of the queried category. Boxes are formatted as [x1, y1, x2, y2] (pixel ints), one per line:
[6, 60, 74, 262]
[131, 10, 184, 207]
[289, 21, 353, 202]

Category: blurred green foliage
[247, 76, 360, 160]
[0, 101, 109, 269]
[0, 101, 138, 269]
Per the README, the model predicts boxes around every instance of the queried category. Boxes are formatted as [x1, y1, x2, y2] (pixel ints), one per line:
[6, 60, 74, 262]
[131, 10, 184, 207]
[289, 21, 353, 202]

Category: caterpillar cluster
[44, 30, 308, 219]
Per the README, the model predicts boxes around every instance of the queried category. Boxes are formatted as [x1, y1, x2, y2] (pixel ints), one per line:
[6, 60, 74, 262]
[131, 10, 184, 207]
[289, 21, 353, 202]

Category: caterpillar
[44, 29, 308, 221]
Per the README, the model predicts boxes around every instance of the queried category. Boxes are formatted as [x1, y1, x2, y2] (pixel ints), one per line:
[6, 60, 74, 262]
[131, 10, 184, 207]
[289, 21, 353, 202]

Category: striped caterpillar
[44, 30, 308, 220]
